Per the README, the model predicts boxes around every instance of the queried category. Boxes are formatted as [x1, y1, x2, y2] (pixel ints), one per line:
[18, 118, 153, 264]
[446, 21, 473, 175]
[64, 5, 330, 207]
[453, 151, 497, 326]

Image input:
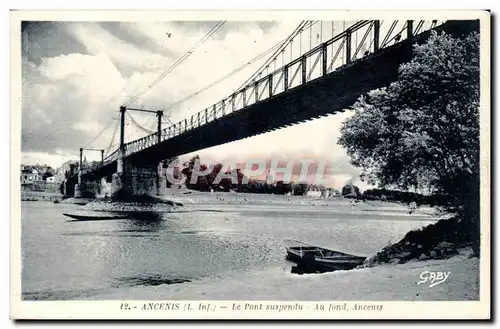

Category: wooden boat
[63, 212, 129, 221]
[284, 239, 367, 273]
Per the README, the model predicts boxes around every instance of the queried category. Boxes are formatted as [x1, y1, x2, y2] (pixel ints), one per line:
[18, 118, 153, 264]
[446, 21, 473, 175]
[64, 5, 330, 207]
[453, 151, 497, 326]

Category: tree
[338, 31, 480, 252]
[42, 171, 54, 180]
[276, 180, 292, 195]
[181, 155, 200, 189]
[195, 164, 211, 191]
[232, 168, 246, 192]
[161, 157, 180, 188]
[342, 184, 360, 198]
[293, 183, 309, 196]
[64, 163, 77, 179]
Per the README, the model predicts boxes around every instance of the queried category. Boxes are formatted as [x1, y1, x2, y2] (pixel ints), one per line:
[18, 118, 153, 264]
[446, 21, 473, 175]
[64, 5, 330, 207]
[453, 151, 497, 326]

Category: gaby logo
[417, 271, 451, 288]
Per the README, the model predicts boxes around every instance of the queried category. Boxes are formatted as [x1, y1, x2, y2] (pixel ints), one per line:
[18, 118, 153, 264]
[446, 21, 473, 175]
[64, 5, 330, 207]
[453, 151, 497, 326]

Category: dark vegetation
[339, 30, 481, 258]
[364, 215, 473, 267]
[178, 155, 317, 196]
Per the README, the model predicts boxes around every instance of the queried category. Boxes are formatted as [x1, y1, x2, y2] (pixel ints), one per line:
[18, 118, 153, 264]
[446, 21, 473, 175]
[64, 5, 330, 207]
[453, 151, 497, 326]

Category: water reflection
[114, 274, 191, 287]
[118, 212, 167, 233]
[23, 202, 436, 300]
[127, 211, 163, 222]
[65, 211, 168, 232]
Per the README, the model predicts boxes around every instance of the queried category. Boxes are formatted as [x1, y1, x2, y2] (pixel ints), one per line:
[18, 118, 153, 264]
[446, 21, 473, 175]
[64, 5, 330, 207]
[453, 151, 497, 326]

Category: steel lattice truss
[102, 19, 445, 167]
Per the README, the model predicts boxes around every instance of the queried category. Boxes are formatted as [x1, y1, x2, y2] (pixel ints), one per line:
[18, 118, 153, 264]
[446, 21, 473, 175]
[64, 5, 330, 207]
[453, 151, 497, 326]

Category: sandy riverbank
[159, 189, 438, 216]
[82, 190, 475, 301]
[89, 252, 478, 301]
[23, 187, 438, 217]
[21, 190, 63, 201]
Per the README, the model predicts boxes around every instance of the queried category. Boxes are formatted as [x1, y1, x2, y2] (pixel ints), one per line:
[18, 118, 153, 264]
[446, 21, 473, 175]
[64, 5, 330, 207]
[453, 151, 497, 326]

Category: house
[327, 188, 341, 197]
[31, 169, 42, 182]
[21, 169, 34, 184]
[306, 188, 322, 197]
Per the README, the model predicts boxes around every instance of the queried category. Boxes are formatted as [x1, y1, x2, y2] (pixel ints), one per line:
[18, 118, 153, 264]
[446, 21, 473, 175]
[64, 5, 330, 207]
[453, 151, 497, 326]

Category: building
[327, 188, 341, 197]
[21, 164, 56, 183]
[306, 188, 322, 197]
[21, 169, 34, 185]
[31, 169, 41, 182]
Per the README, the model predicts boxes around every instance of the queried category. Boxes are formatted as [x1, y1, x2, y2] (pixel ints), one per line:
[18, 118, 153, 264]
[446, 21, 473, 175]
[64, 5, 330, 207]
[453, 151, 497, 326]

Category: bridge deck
[88, 19, 479, 177]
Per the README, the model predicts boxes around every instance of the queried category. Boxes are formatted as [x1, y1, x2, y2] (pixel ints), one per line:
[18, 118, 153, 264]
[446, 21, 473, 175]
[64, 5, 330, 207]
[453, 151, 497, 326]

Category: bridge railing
[102, 19, 445, 164]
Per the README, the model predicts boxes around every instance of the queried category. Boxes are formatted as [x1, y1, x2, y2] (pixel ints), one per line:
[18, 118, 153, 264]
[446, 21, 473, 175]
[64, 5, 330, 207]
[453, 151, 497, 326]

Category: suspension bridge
[70, 19, 479, 199]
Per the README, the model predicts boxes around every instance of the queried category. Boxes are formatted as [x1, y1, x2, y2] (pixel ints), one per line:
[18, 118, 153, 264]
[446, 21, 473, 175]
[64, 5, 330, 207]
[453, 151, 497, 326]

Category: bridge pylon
[110, 105, 163, 201]
[74, 147, 106, 198]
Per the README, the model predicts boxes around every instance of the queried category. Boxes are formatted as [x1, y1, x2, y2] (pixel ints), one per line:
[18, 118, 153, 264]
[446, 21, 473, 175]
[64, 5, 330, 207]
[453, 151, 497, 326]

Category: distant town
[20, 158, 100, 193]
[21, 155, 354, 196]
[21, 157, 438, 206]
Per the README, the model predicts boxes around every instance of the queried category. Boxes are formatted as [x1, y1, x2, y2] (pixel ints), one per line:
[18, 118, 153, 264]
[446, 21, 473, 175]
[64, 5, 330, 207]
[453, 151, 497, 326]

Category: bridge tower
[74, 147, 105, 198]
[110, 106, 164, 201]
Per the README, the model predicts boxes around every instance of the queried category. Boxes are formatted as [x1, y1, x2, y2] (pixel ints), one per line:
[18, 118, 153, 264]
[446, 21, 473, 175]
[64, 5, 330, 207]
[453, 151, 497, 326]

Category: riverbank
[159, 189, 438, 216]
[23, 188, 438, 216]
[80, 197, 186, 213]
[83, 190, 476, 301]
[89, 253, 478, 301]
[21, 190, 63, 202]
[22, 193, 477, 302]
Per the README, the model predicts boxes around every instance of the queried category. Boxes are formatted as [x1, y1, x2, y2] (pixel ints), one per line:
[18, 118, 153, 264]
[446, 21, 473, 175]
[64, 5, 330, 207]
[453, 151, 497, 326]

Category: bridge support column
[111, 162, 160, 200]
[62, 178, 75, 197]
[373, 20, 380, 51]
[74, 179, 82, 198]
[117, 106, 126, 175]
[74, 180, 100, 199]
[407, 20, 413, 40]
[74, 148, 84, 197]
[157, 110, 163, 143]
[345, 29, 352, 64]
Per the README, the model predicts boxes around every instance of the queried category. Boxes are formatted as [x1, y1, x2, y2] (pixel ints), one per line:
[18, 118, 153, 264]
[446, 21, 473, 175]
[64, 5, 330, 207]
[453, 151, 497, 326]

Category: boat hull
[63, 213, 129, 221]
[313, 257, 366, 272]
[286, 250, 304, 263]
[284, 240, 367, 273]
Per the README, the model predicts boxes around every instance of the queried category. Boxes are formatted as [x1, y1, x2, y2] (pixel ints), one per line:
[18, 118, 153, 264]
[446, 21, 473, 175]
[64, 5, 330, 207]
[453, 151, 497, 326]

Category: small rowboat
[284, 239, 367, 273]
[63, 212, 129, 221]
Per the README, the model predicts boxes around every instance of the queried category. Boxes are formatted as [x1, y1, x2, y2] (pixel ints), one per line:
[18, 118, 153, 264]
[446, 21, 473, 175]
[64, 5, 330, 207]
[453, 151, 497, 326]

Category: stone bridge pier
[74, 173, 105, 198]
[111, 159, 162, 201]
[72, 147, 108, 199]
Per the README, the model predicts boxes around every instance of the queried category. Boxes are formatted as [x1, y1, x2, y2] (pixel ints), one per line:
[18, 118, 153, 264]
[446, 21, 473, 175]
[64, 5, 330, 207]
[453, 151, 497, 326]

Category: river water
[21, 198, 437, 300]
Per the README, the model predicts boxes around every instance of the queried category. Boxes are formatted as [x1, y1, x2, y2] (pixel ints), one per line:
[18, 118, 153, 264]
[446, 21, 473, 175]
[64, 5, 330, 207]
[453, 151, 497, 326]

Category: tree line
[165, 155, 322, 196]
[168, 155, 447, 204]
[338, 30, 480, 253]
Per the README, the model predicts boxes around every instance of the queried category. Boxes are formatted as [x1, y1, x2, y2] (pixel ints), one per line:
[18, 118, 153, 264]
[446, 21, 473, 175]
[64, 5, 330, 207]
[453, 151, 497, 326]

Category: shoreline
[158, 189, 439, 215]
[87, 254, 479, 301]
[21, 188, 439, 215]
[21, 190, 63, 201]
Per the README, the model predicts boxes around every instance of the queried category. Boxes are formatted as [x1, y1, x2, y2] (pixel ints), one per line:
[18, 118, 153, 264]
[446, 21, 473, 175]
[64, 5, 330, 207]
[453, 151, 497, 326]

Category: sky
[20, 20, 374, 190]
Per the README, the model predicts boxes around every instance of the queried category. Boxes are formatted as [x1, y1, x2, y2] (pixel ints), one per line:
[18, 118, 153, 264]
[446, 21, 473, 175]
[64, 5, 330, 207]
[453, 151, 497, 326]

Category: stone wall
[111, 162, 160, 200]
[74, 181, 101, 198]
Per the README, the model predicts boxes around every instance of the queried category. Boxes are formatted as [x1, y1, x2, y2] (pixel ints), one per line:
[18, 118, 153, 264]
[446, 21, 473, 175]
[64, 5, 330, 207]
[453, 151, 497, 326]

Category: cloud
[64, 22, 174, 75]
[120, 20, 302, 119]
[22, 52, 126, 155]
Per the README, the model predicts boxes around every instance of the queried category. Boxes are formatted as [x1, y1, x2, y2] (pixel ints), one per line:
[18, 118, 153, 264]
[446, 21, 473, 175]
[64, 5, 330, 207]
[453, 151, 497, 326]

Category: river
[21, 196, 438, 300]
